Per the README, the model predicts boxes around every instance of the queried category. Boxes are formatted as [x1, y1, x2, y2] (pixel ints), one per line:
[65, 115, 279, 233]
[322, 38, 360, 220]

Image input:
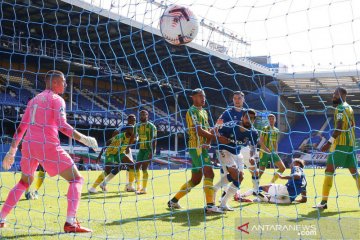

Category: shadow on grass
[288, 209, 360, 222]
[81, 192, 130, 200]
[106, 208, 225, 227]
[1, 232, 66, 239]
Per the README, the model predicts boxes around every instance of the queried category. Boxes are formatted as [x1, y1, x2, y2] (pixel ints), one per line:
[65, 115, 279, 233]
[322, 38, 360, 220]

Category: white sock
[220, 184, 238, 207]
[66, 216, 76, 225]
[241, 189, 254, 197]
[213, 174, 230, 192]
[103, 173, 115, 185]
[252, 177, 259, 193]
[213, 174, 230, 202]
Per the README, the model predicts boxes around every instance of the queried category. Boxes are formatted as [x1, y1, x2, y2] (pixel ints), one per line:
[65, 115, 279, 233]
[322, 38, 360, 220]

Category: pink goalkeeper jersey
[14, 90, 74, 146]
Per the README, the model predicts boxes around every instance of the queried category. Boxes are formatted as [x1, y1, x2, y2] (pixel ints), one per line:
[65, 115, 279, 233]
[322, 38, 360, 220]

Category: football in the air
[160, 5, 199, 45]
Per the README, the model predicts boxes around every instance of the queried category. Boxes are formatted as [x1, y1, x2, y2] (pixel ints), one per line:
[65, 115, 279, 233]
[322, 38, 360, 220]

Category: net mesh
[0, 0, 359, 239]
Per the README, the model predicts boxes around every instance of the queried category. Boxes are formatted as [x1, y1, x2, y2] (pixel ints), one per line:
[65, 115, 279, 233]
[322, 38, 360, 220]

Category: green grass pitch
[0, 169, 359, 239]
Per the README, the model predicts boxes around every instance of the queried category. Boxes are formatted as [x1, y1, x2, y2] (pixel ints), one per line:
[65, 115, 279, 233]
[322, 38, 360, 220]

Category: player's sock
[66, 217, 76, 225]
[103, 173, 115, 185]
[220, 183, 238, 207]
[270, 170, 282, 183]
[213, 174, 230, 193]
[142, 170, 149, 189]
[241, 189, 254, 197]
[321, 172, 334, 202]
[35, 170, 45, 190]
[174, 180, 195, 201]
[203, 178, 214, 205]
[126, 170, 129, 187]
[135, 169, 141, 190]
[67, 176, 84, 222]
[128, 169, 135, 188]
[252, 175, 259, 193]
[92, 172, 106, 189]
[0, 180, 29, 219]
[352, 173, 360, 195]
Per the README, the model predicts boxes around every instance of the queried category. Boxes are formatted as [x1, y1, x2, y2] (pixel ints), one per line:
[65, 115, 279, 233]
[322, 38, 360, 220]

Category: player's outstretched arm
[55, 97, 98, 151]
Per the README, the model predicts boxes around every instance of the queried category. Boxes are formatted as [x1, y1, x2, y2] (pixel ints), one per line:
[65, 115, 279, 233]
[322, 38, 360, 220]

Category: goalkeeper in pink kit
[0, 70, 98, 233]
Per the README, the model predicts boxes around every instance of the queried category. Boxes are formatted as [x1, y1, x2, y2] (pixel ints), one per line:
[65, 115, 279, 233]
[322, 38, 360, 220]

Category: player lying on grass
[167, 88, 228, 213]
[214, 109, 259, 211]
[238, 158, 307, 204]
[1, 70, 98, 233]
[89, 115, 136, 193]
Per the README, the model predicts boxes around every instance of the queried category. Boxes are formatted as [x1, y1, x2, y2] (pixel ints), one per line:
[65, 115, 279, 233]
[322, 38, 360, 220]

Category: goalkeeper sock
[220, 183, 237, 207]
[0, 180, 29, 219]
[135, 169, 141, 190]
[92, 172, 106, 189]
[128, 169, 135, 188]
[174, 180, 195, 201]
[35, 170, 46, 190]
[322, 172, 334, 202]
[142, 170, 149, 190]
[67, 176, 83, 220]
[203, 178, 214, 205]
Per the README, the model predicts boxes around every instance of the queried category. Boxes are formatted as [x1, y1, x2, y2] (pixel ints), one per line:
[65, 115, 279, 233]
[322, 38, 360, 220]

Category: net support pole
[175, 93, 178, 153]
[69, 72, 74, 153]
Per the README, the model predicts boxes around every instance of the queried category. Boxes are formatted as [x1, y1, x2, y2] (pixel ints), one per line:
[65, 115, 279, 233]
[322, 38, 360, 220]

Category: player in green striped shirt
[258, 114, 286, 183]
[167, 88, 228, 213]
[88, 115, 136, 193]
[132, 110, 157, 194]
[314, 87, 359, 209]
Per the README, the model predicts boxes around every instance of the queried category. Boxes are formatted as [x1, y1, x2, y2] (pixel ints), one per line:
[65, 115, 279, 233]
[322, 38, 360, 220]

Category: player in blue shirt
[239, 158, 307, 204]
[216, 91, 244, 126]
[215, 109, 260, 210]
[214, 91, 246, 202]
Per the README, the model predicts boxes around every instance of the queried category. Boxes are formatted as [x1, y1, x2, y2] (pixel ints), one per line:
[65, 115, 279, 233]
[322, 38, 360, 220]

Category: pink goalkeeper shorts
[20, 141, 74, 177]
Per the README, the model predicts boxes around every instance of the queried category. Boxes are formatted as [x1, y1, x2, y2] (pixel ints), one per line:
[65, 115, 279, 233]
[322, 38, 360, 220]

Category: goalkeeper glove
[2, 147, 17, 170]
[79, 135, 98, 151]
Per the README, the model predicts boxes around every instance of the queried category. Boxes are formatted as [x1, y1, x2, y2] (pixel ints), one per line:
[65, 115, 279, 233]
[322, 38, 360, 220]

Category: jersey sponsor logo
[222, 121, 238, 128]
[336, 113, 343, 120]
[191, 114, 198, 123]
[228, 137, 249, 146]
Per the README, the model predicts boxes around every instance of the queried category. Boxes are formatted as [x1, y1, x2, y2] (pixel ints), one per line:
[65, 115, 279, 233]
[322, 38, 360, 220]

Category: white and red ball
[160, 5, 199, 45]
